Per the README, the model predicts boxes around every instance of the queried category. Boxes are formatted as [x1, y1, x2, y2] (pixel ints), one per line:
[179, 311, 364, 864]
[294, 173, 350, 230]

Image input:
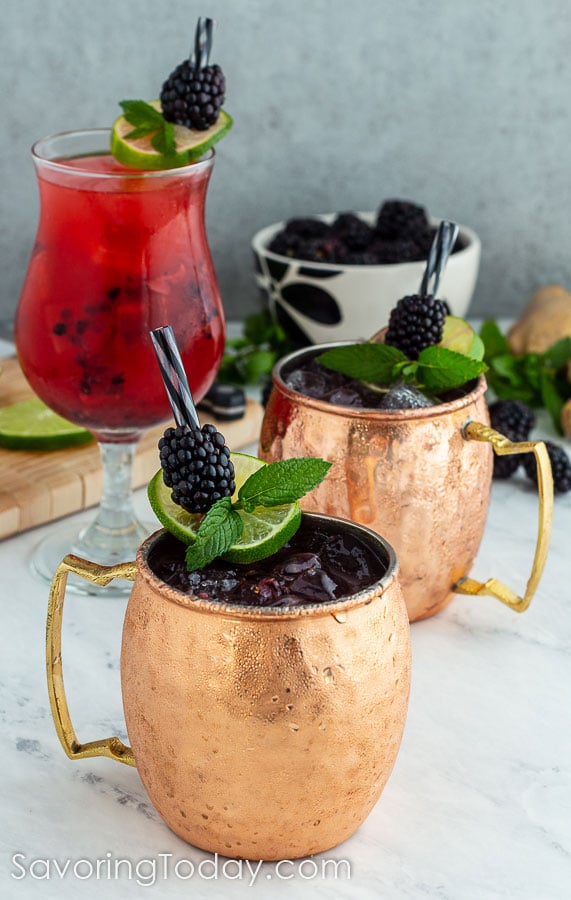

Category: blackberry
[379, 383, 436, 410]
[268, 232, 307, 258]
[489, 400, 535, 441]
[523, 441, 571, 494]
[160, 61, 226, 131]
[159, 423, 235, 513]
[332, 213, 373, 250]
[489, 400, 535, 480]
[284, 218, 332, 240]
[376, 200, 430, 241]
[372, 238, 425, 264]
[385, 294, 447, 359]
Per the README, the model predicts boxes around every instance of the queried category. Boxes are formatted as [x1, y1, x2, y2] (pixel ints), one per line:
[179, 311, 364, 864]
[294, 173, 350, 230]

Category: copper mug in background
[46, 514, 411, 861]
[259, 344, 554, 623]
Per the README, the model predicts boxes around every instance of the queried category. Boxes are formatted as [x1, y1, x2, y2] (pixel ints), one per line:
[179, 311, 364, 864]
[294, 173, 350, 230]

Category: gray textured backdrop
[2, 0, 570, 332]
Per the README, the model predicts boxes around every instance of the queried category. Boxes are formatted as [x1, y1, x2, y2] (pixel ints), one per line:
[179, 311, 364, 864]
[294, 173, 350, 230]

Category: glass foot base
[30, 517, 154, 596]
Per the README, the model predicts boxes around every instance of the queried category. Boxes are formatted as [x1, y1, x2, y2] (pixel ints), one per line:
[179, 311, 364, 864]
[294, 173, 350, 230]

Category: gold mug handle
[454, 421, 554, 612]
[46, 555, 138, 767]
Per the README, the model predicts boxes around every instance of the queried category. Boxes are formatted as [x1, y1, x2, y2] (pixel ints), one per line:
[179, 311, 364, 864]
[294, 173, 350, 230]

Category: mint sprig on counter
[218, 311, 294, 386]
[184, 457, 332, 571]
[119, 100, 176, 155]
[317, 342, 487, 394]
[480, 319, 571, 434]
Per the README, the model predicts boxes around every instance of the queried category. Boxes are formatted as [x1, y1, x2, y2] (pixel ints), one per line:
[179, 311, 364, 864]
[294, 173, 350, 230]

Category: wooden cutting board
[0, 356, 263, 540]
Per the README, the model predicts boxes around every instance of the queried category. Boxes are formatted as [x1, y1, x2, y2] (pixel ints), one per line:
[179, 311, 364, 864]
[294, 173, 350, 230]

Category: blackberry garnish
[160, 20, 225, 131]
[160, 61, 225, 130]
[489, 400, 535, 480]
[159, 423, 235, 513]
[523, 441, 571, 495]
[385, 294, 447, 359]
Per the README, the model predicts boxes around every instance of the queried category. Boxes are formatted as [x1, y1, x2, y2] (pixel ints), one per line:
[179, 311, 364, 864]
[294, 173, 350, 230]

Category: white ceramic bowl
[252, 213, 481, 344]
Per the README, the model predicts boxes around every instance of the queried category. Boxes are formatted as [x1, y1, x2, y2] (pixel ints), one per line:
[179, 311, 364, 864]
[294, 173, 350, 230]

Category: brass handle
[46, 555, 138, 766]
[455, 421, 554, 612]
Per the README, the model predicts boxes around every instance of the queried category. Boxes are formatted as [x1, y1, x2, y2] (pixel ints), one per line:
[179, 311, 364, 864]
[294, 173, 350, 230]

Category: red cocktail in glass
[15, 129, 226, 589]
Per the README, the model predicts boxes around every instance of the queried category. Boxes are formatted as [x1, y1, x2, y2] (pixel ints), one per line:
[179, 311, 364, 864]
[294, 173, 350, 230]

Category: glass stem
[72, 440, 150, 566]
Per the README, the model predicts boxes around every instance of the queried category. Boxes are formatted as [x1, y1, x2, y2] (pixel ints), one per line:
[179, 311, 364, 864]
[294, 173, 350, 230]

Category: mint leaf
[120, 100, 164, 127]
[318, 343, 408, 384]
[185, 498, 243, 572]
[540, 372, 564, 435]
[480, 319, 509, 360]
[417, 346, 487, 392]
[489, 354, 526, 388]
[542, 336, 571, 371]
[238, 458, 331, 512]
[151, 121, 176, 155]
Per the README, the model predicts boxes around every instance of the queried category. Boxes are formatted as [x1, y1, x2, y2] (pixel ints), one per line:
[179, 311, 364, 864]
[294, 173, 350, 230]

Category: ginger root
[508, 285, 571, 376]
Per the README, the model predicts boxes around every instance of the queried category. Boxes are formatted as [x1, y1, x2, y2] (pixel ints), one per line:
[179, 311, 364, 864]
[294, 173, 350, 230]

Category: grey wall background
[1, 0, 570, 334]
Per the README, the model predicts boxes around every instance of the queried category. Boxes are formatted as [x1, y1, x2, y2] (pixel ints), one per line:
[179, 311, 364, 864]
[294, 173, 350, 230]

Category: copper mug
[46, 514, 411, 861]
[259, 345, 554, 623]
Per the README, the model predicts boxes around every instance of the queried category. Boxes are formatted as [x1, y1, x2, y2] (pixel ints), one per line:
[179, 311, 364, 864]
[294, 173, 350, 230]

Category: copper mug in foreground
[46, 514, 411, 861]
[259, 345, 554, 623]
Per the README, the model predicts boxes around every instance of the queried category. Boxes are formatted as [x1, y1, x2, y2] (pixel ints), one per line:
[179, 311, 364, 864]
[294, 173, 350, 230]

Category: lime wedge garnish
[0, 397, 92, 451]
[440, 316, 485, 360]
[111, 101, 233, 171]
[148, 452, 302, 565]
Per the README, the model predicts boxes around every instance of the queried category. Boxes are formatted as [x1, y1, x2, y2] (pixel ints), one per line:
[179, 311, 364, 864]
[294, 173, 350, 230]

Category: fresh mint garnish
[119, 100, 176, 155]
[480, 319, 571, 434]
[416, 346, 488, 392]
[318, 338, 487, 396]
[185, 497, 243, 572]
[236, 458, 332, 512]
[317, 344, 407, 384]
[183, 457, 331, 571]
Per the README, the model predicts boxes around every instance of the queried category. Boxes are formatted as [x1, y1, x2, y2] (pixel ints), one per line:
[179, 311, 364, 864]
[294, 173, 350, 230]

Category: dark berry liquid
[149, 518, 389, 608]
[16, 153, 225, 440]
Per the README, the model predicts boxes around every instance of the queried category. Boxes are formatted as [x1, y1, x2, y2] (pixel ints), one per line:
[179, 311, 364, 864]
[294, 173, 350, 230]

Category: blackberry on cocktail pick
[488, 399, 535, 480]
[385, 221, 459, 359]
[160, 18, 226, 130]
[159, 423, 236, 513]
[150, 325, 235, 514]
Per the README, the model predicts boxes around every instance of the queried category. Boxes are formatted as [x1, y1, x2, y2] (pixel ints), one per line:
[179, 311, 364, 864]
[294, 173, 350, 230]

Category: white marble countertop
[1, 339, 571, 899]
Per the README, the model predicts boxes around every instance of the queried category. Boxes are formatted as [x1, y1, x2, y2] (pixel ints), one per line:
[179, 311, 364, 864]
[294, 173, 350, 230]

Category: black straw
[190, 17, 215, 69]
[150, 325, 200, 430]
[419, 220, 459, 298]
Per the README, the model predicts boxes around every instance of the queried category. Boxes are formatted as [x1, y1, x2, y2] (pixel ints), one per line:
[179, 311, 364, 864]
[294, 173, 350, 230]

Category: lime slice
[148, 452, 302, 565]
[440, 316, 485, 360]
[0, 397, 92, 450]
[111, 101, 233, 171]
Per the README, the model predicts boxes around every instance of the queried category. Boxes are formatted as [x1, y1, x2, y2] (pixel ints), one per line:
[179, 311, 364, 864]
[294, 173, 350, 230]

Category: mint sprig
[317, 342, 487, 396]
[185, 498, 243, 571]
[119, 100, 176, 155]
[480, 319, 571, 434]
[183, 457, 331, 571]
[236, 458, 332, 512]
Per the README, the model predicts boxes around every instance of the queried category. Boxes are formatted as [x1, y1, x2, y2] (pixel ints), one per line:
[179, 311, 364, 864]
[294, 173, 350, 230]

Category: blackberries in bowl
[252, 199, 481, 345]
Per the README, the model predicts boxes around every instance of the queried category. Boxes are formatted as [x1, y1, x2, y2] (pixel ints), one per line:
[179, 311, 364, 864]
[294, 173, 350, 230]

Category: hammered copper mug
[259, 345, 554, 623]
[46, 513, 411, 861]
